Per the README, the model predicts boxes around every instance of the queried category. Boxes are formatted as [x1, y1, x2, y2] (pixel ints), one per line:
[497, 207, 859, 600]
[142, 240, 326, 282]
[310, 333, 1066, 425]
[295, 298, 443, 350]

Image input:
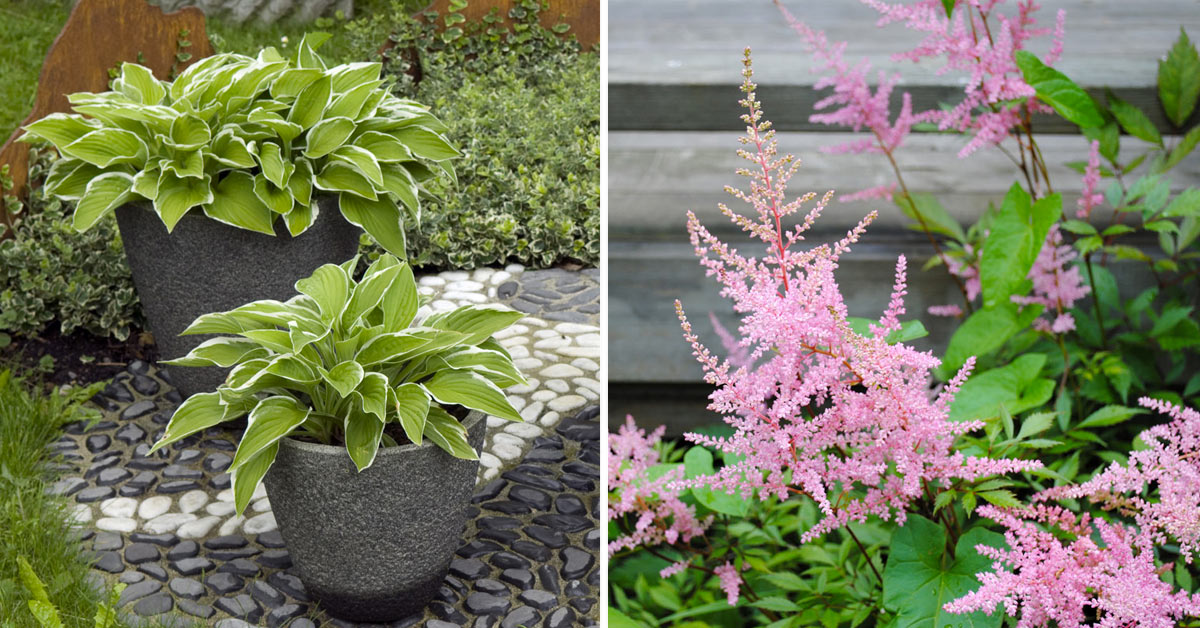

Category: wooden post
[0, 0, 214, 230]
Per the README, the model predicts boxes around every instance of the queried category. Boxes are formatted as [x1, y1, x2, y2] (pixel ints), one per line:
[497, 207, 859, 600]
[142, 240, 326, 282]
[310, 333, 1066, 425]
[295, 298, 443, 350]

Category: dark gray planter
[114, 197, 360, 397]
[263, 411, 486, 622]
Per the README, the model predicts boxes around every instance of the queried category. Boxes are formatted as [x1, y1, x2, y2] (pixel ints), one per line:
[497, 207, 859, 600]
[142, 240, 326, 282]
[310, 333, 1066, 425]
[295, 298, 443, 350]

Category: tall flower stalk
[674, 49, 1039, 547]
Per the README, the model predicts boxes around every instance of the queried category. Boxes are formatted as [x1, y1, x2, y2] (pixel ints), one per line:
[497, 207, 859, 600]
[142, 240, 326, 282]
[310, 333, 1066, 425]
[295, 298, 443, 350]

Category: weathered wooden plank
[609, 130, 1200, 236]
[0, 0, 213, 215]
[609, 83, 1199, 133]
[609, 0, 1200, 132]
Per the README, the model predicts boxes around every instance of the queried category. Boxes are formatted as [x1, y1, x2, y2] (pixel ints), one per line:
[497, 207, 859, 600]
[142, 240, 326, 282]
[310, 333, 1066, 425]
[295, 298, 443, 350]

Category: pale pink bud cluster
[676, 50, 1040, 543]
[714, 562, 743, 605]
[1076, 139, 1104, 218]
[608, 416, 713, 558]
[1011, 224, 1090, 333]
[946, 504, 1200, 627]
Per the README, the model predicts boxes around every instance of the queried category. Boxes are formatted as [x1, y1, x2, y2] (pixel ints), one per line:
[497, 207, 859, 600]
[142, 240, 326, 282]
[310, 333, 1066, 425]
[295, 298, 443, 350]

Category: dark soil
[1, 326, 158, 386]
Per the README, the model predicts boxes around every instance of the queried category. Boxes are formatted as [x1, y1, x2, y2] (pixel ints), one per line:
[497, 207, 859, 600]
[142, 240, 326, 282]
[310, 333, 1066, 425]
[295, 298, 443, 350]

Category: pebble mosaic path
[45, 266, 600, 626]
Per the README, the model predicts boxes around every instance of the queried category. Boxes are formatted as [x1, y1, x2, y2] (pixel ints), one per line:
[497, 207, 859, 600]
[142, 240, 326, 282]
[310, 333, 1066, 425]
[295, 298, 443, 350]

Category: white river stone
[539, 411, 561, 427]
[545, 379, 570, 393]
[531, 390, 556, 402]
[99, 497, 138, 519]
[548, 395, 586, 413]
[554, 322, 596, 335]
[138, 496, 172, 520]
[70, 504, 93, 524]
[504, 423, 543, 439]
[95, 517, 136, 533]
[176, 516, 221, 539]
[206, 501, 236, 517]
[493, 443, 522, 461]
[144, 513, 197, 534]
[540, 364, 584, 378]
[576, 333, 601, 347]
[178, 490, 209, 514]
[243, 512, 278, 534]
[571, 358, 600, 372]
[520, 401, 545, 423]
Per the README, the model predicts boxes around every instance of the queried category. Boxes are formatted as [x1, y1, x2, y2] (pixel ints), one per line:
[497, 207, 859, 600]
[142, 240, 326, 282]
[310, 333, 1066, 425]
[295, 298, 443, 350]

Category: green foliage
[0, 149, 142, 341]
[0, 370, 134, 627]
[1158, 28, 1200, 128]
[351, 0, 600, 269]
[17, 557, 124, 628]
[23, 36, 458, 258]
[881, 516, 1005, 628]
[0, 0, 73, 142]
[151, 254, 525, 514]
[1014, 50, 1104, 128]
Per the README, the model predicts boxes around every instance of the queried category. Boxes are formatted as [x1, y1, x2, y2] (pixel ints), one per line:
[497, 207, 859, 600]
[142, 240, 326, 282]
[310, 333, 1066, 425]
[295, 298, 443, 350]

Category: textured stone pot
[114, 196, 360, 397]
[263, 411, 486, 622]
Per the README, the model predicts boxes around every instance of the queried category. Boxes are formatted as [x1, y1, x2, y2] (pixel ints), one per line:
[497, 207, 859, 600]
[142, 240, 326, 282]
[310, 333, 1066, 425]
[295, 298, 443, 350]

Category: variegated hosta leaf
[440, 346, 528, 387]
[325, 360, 366, 398]
[423, 406, 479, 460]
[342, 263, 403, 329]
[155, 172, 213, 232]
[295, 263, 350, 324]
[230, 396, 310, 470]
[163, 337, 269, 367]
[205, 172, 277, 235]
[392, 126, 460, 161]
[423, 305, 525, 346]
[21, 113, 97, 148]
[313, 162, 377, 200]
[73, 172, 134, 231]
[148, 392, 226, 453]
[339, 193, 406, 258]
[380, 261, 419, 330]
[422, 370, 523, 423]
[344, 409, 384, 471]
[43, 159, 103, 200]
[391, 383, 431, 445]
[304, 116, 355, 158]
[352, 372, 390, 422]
[232, 442, 279, 515]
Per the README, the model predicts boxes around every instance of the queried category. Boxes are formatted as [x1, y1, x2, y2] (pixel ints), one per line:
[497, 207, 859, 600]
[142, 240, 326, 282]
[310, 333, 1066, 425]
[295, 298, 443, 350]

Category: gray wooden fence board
[610, 130, 1200, 236]
[609, 0, 1200, 132]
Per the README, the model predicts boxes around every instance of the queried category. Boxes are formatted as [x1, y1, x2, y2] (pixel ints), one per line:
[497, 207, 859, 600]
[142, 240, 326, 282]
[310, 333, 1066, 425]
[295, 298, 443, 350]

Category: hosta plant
[20, 33, 457, 256]
[146, 254, 525, 514]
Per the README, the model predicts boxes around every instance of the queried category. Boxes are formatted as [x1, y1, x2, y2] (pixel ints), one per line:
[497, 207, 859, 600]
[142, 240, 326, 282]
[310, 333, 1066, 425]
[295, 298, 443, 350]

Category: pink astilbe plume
[777, 0, 1066, 159]
[775, 1, 926, 159]
[946, 505, 1200, 627]
[950, 398, 1200, 624]
[1011, 224, 1090, 333]
[1076, 139, 1104, 218]
[608, 416, 713, 562]
[714, 562, 743, 605]
[675, 49, 1040, 543]
[1041, 397, 1200, 560]
[861, 0, 1064, 157]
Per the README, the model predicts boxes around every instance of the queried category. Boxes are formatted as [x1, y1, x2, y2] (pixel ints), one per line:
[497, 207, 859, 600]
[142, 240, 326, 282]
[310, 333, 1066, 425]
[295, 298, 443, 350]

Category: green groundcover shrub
[0, 150, 142, 342]
[354, 0, 600, 269]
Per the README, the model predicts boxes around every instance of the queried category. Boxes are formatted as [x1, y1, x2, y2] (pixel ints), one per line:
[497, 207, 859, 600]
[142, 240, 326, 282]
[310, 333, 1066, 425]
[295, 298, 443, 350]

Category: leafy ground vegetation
[609, 1, 1200, 626]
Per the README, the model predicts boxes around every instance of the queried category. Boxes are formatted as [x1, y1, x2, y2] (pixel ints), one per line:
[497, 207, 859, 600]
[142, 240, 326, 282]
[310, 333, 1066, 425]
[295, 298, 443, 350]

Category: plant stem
[845, 525, 883, 584]
[1083, 252, 1110, 348]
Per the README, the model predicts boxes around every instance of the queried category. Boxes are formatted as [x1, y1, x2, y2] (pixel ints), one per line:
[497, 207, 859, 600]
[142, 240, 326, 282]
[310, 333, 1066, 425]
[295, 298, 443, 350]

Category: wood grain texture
[422, 0, 598, 49]
[610, 130, 1200, 236]
[609, 0, 1200, 132]
[0, 0, 214, 213]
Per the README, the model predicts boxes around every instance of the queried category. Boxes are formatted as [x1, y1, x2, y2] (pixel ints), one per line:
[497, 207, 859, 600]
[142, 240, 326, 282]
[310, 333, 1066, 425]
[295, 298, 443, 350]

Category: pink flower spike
[714, 562, 742, 605]
[1076, 139, 1104, 219]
